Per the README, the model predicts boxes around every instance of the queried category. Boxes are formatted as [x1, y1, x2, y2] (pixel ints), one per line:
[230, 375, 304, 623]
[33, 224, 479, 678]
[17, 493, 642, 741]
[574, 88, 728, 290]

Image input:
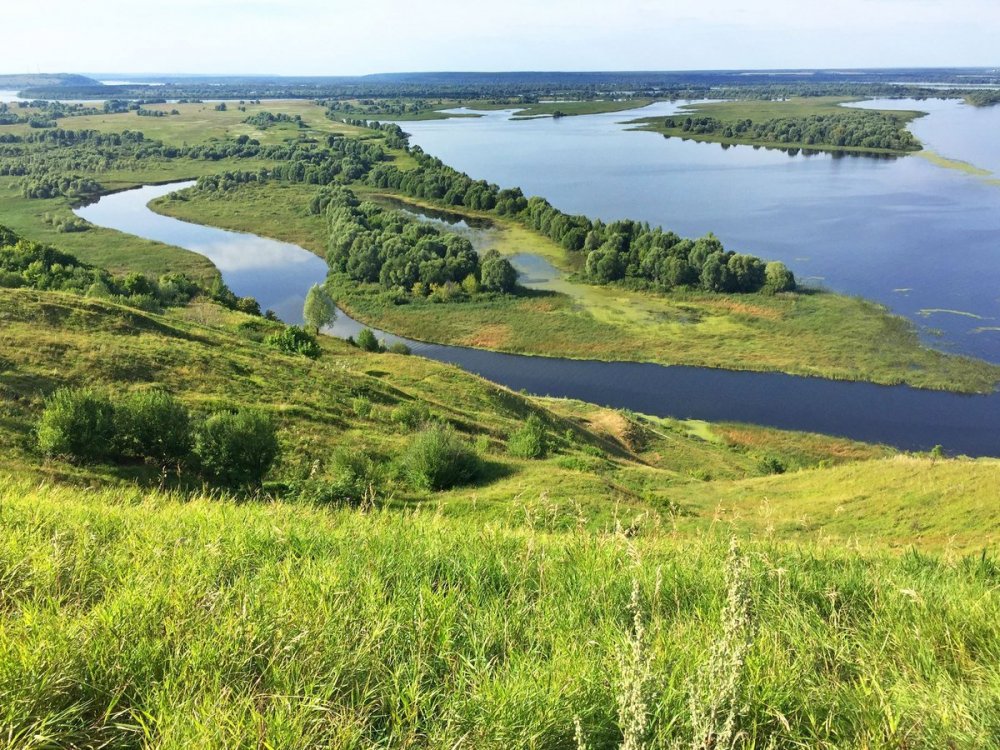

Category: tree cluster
[0, 224, 263, 312]
[243, 111, 306, 129]
[314, 186, 517, 297]
[663, 112, 920, 151]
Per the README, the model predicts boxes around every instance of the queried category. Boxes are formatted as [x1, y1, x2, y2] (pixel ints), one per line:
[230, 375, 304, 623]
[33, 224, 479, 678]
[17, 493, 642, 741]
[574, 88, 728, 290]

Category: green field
[627, 97, 925, 155]
[149, 181, 1000, 393]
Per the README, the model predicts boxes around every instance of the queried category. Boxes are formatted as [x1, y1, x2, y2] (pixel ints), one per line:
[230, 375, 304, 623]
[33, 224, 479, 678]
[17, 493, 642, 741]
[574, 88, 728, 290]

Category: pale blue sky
[3, 0, 998, 75]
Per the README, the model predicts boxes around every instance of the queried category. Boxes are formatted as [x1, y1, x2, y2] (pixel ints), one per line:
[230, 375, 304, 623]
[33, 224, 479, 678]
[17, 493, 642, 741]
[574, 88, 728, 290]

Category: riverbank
[149, 180, 1000, 393]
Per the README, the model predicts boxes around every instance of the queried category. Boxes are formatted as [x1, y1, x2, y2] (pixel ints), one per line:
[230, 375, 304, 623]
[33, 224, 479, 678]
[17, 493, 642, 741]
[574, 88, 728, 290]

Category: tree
[302, 284, 337, 333]
[764, 261, 796, 293]
[480, 251, 518, 293]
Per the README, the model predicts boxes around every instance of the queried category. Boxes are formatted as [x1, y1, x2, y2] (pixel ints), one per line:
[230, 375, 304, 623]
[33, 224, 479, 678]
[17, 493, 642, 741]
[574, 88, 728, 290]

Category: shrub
[401, 425, 481, 491]
[37, 388, 116, 461]
[194, 410, 280, 487]
[264, 326, 321, 358]
[356, 328, 381, 352]
[755, 454, 787, 475]
[351, 395, 373, 418]
[115, 390, 191, 463]
[507, 414, 549, 459]
[387, 341, 412, 355]
[391, 401, 431, 431]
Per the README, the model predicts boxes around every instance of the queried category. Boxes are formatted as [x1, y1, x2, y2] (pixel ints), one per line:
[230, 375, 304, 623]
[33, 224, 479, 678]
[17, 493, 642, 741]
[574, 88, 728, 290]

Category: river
[75, 183, 1000, 456]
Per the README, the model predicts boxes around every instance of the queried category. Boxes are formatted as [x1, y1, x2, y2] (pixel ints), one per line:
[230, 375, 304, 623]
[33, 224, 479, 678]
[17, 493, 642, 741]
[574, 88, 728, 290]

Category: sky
[2, 0, 998, 76]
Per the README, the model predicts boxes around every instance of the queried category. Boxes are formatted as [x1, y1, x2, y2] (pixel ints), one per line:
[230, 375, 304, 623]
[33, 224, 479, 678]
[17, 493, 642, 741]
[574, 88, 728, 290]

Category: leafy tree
[764, 261, 796, 293]
[479, 252, 518, 293]
[302, 284, 337, 333]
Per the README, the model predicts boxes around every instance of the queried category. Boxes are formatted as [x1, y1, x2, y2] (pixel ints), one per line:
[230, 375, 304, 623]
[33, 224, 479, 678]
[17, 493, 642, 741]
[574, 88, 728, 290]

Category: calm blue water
[76, 183, 1000, 456]
[75, 183, 329, 323]
[400, 100, 1000, 362]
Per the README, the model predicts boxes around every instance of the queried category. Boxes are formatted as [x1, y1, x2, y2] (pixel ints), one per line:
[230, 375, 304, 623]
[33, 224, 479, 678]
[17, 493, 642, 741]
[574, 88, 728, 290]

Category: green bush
[194, 410, 280, 487]
[115, 390, 191, 463]
[264, 326, 321, 358]
[391, 401, 431, 431]
[387, 341, 412, 355]
[401, 425, 481, 491]
[507, 414, 549, 459]
[351, 395, 373, 418]
[356, 328, 382, 352]
[289, 448, 383, 505]
[37, 388, 116, 461]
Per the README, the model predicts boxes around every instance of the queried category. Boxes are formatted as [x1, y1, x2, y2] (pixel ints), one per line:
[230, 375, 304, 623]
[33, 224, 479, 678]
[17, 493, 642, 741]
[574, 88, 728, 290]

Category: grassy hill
[2, 287, 1000, 746]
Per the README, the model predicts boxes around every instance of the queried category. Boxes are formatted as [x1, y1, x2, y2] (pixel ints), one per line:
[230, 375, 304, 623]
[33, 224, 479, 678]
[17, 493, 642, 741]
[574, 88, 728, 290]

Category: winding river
[76, 182, 1000, 457]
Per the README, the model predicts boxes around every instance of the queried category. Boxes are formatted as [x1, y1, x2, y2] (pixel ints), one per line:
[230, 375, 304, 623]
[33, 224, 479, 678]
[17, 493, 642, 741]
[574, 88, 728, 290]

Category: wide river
[76, 182, 1000, 456]
[401, 100, 1000, 363]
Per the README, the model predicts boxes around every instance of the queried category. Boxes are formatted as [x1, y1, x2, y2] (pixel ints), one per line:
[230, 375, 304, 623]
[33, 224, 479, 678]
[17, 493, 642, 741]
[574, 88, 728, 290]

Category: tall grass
[2, 476, 1000, 748]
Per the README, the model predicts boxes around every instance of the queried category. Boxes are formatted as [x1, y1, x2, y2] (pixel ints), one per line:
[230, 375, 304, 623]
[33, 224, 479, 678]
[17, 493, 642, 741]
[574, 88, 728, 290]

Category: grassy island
[627, 96, 925, 156]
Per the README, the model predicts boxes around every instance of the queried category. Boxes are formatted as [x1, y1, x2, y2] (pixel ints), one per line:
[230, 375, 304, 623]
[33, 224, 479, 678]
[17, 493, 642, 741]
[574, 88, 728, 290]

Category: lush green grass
[628, 97, 925, 155]
[150, 181, 1000, 393]
[4, 476, 1000, 748]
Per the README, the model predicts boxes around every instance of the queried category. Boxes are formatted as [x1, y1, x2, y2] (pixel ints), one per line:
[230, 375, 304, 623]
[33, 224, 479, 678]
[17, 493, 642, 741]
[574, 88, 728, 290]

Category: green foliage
[663, 109, 921, 151]
[115, 390, 192, 464]
[0, 224, 210, 309]
[193, 410, 280, 487]
[36, 388, 116, 461]
[507, 414, 549, 459]
[302, 283, 337, 332]
[480, 251, 518, 293]
[242, 111, 305, 129]
[400, 425, 482, 491]
[355, 328, 381, 352]
[391, 401, 431, 431]
[764, 261, 797, 293]
[263, 325, 321, 358]
[387, 341, 412, 355]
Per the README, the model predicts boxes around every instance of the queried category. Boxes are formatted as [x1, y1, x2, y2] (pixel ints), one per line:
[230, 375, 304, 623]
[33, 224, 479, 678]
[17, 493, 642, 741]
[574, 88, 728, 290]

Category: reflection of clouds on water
[75, 182, 328, 325]
[196, 238, 319, 272]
